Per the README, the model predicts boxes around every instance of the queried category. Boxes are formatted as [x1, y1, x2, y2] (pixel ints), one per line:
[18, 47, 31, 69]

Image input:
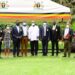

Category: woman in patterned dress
[4, 26, 11, 56]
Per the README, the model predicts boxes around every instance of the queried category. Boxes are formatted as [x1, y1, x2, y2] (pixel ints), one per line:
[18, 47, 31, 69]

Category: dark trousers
[13, 39, 20, 57]
[51, 40, 59, 56]
[0, 42, 2, 57]
[30, 41, 38, 56]
[42, 38, 48, 56]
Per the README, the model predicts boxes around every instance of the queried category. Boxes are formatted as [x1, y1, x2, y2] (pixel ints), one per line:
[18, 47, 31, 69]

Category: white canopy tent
[0, 0, 71, 23]
[0, 0, 70, 14]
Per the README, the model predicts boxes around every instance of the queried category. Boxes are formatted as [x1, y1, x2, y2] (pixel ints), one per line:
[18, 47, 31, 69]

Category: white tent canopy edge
[0, 0, 70, 14]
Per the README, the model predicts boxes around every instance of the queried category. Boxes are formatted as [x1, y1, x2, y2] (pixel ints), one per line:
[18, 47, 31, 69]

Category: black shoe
[43, 54, 46, 56]
[56, 53, 58, 56]
[56, 54, 58, 56]
[51, 55, 54, 56]
[31, 54, 34, 56]
[43, 54, 47, 56]
[63, 56, 66, 57]
[17, 56, 22, 57]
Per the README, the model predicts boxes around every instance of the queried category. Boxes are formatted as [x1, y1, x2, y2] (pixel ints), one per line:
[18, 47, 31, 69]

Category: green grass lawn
[0, 53, 75, 75]
[0, 17, 75, 75]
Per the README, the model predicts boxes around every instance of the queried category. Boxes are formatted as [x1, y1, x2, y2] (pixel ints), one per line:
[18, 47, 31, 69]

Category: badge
[47, 29, 48, 31]
[56, 29, 57, 31]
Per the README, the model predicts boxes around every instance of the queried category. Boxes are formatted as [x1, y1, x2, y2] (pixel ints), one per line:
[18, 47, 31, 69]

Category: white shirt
[64, 28, 69, 38]
[22, 25, 28, 36]
[28, 25, 39, 41]
[52, 25, 56, 30]
[16, 26, 20, 33]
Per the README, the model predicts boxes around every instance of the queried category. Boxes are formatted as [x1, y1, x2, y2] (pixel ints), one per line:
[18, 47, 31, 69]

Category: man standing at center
[28, 21, 39, 56]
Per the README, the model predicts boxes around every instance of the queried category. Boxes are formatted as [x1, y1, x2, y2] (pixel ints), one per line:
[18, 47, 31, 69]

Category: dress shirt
[52, 25, 56, 30]
[64, 28, 69, 38]
[22, 25, 28, 36]
[16, 26, 20, 33]
[28, 25, 39, 41]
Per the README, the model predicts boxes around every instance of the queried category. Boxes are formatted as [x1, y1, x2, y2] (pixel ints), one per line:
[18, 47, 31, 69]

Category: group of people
[0, 20, 73, 58]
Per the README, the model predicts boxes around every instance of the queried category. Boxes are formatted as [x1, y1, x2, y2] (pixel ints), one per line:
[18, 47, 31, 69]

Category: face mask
[66, 25, 69, 28]
[6, 27, 10, 30]
[16, 23, 19, 26]
[23, 23, 26, 26]
[53, 22, 56, 26]
[43, 23, 46, 26]
[32, 23, 35, 26]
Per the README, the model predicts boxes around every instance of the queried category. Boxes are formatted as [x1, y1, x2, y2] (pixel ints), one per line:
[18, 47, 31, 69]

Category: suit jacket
[40, 25, 50, 40]
[50, 25, 61, 41]
[11, 26, 22, 41]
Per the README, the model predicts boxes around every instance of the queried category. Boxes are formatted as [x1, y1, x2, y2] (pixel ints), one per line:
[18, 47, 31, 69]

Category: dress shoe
[63, 56, 66, 57]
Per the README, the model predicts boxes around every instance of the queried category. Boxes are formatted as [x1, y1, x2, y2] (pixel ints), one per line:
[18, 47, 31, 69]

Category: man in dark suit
[40, 22, 51, 56]
[0, 27, 4, 58]
[11, 21, 22, 57]
[50, 21, 61, 56]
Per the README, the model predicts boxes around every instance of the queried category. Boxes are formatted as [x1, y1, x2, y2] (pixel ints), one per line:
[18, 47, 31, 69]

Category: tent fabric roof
[0, 0, 70, 14]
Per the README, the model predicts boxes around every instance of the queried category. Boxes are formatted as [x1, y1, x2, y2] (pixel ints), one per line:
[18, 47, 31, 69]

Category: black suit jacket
[40, 25, 51, 40]
[50, 25, 61, 41]
[11, 26, 22, 41]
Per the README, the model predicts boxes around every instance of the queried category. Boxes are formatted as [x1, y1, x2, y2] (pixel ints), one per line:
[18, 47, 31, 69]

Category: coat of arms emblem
[0, 1, 9, 8]
[33, 1, 44, 9]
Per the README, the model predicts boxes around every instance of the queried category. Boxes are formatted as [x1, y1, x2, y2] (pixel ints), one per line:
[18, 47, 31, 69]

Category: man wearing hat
[20, 22, 28, 56]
